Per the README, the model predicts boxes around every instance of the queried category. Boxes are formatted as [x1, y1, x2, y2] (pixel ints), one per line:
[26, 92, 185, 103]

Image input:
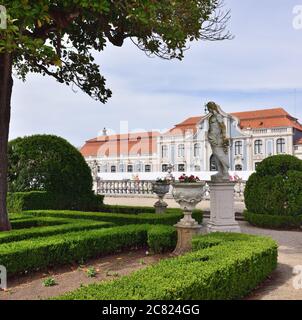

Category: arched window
[178, 144, 185, 157]
[111, 165, 116, 173]
[235, 141, 243, 155]
[235, 164, 243, 171]
[210, 155, 217, 171]
[254, 140, 263, 154]
[276, 138, 286, 154]
[127, 165, 133, 173]
[161, 145, 168, 158]
[194, 143, 200, 157]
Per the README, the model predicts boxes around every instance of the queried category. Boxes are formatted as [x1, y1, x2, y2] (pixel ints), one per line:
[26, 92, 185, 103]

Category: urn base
[173, 224, 202, 255]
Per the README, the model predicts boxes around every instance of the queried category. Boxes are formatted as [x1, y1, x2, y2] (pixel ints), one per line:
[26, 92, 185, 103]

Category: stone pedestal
[207, 181, 241, 233]
[173, 222, 202, 255]
[154, 201, 168, 214]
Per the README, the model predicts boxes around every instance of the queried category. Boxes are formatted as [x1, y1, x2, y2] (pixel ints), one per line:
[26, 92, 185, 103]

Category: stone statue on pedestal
[206, 101, 230, 182]
[205, 101, 241, 233]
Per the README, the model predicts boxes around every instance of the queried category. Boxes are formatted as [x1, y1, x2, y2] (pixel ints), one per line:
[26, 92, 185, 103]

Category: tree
[0, 0, 231, 231]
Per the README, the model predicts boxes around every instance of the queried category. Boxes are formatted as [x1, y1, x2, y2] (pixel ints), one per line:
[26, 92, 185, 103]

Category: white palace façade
[81, 107, 302, 180]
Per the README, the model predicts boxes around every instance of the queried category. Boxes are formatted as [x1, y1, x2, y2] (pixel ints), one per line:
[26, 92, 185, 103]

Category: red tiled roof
[231, 108, 302, 131]
[164, 116, 204, 136]
[81, 131, 160, 157]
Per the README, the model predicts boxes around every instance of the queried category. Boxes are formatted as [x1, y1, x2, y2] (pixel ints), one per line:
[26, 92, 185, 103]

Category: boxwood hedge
[0, 219, 114, 244]
[7, 191, 104, 213]
[56, 233, 277, 300]
[0, 224, 176, 276]
[23, 209, 203, 226]
[244, 211, 302, 230]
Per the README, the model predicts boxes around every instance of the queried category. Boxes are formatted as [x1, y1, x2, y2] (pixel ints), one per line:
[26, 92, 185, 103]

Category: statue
[90, 160, 99, 181]
[206, 101, 230, 181]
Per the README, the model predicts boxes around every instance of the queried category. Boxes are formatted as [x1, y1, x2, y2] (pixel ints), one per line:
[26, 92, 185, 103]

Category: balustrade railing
[96, 180, 246, 201]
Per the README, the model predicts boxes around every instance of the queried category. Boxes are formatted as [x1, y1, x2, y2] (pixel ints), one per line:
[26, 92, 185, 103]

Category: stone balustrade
[96, 179, 246, 201]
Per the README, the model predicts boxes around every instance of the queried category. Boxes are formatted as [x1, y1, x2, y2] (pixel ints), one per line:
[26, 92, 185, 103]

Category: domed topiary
[244, 155, 302, 217]
[254, 154, 302, 177]
[8, 135, 93, 195]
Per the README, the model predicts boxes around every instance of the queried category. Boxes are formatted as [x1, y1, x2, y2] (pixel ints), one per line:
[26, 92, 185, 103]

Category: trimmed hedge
[23, 209, 203, 226]
[0, 220, 114, 244]
[244, 211, 302, 230]
[100, 204, 156, 214]
[7, 191, 104, 213]
[0, 224, 176, 276]
[245, 155, 302, 218]
[56, 233, 278, 300]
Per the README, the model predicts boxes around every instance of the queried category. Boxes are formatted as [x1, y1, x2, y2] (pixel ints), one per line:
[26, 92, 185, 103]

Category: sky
[9, 0, 302, 147]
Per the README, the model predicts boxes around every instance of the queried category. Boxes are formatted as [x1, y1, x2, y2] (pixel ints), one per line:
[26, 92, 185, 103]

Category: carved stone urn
[172, 182, 205, 254]
[152, 182, 170, 214]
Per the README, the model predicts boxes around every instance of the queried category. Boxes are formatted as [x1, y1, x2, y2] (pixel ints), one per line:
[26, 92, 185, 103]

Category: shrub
[8, 134, 92, 196]
[7, 191, 104, 213]
[0, 219, 114, 244]
[244, 211, 302, 230]
[24, 209, 203, 226]
[55, 233, 277, 300]
[0, 224, 176, 275]
[254, 154, 302, 177]
[147, 225, 177, 253]
[244, 155, 302, 219]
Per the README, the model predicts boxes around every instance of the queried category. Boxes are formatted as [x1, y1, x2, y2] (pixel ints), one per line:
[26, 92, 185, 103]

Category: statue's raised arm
[206, 101, 230, 182]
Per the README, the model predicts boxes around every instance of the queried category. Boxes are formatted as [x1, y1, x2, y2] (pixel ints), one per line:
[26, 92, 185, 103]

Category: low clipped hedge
[23, 209, 203, 226]
[56, 233, 278, 300]
[244, 211, 302, 230]
[100, 204, 156, 214]
[0, 219, 114, 244]
[0, 224, 176, 276]
[7, 191, 104, 213]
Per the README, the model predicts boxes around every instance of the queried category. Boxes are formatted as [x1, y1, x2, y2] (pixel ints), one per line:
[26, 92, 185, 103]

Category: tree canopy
[1, 0, 230, 102]
[0, 0, 231, 231]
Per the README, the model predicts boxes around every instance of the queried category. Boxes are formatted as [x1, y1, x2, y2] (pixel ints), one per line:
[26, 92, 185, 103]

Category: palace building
[80, 107, 302, 180]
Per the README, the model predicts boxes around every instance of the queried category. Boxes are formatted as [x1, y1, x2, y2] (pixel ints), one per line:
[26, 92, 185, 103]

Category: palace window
[162, 164, 168, 172]
[178, 164, 185, 172]
[235, 141, 243, 155]
[111, 166, 116, 173]
[254, 140, 263, 154]
[235, 164, 243, 171]
[276, 138, 286, 154]
[136, 163, 142, 172]
[97, 166, 101, 173]
[194, 143, 200, 157]
[119, 164, 124, 172]
[210, 155, 217, 171]
[127, 165, 133, 173]
[145, 165, 151, 172]
[178, 144, 185, 157]
[161, 145, 168, 158]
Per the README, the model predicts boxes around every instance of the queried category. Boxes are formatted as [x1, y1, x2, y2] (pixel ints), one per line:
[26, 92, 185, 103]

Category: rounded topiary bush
[8, 135, 92, 195]
[244, 155, 302, 228]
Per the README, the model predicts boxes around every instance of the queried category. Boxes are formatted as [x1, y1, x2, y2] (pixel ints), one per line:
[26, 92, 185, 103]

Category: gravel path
[238, 221, 302, 300]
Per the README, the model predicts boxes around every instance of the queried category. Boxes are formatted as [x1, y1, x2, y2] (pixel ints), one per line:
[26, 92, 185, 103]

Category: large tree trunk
[0, 52, 13, 231]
